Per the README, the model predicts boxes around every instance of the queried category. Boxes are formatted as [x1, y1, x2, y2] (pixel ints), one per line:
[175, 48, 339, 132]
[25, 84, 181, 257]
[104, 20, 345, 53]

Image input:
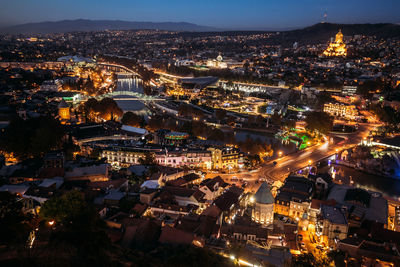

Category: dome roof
[254, 182, 274, 204]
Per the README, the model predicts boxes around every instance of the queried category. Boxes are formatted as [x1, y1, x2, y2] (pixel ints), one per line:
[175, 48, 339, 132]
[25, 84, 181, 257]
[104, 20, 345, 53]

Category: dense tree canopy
[370, 104, 400, 126]
[39, 190, 111, 266]
[305, 111, 333, 134]
[0, 116, 65, 159]
[82, 97, 123, 121]
[0, 192, 34, 246]
[121, 111, 144, 127]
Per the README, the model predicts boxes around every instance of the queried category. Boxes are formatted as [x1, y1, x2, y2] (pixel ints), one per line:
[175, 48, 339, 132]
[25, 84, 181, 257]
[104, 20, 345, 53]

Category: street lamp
[278, 151, 283, 157]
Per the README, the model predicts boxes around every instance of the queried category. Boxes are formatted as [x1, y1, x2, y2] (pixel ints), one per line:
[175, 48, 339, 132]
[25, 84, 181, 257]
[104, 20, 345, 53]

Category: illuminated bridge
[98, 91, 164, 101]
[97, 62, 138, 75]
[76, 134, 139, 144]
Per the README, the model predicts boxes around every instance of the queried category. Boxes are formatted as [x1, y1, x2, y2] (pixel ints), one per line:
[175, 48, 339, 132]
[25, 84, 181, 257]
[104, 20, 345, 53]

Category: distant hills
[0, 19, 217, 34]
[281, 23, 400, 43]
[1, 20, 400, 42]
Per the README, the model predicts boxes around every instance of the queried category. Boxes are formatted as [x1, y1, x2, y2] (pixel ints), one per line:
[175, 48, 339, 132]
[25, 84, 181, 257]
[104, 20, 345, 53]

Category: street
[206, 123, 377, 193]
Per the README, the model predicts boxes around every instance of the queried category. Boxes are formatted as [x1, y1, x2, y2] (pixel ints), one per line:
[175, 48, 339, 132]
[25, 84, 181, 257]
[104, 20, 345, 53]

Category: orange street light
[48, 220, 55, 226]
[278, 151, 283, 157]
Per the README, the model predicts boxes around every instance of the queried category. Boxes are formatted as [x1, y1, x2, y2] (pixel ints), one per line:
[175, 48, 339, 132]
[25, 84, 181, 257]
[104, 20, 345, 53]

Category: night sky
[1, 0, 399, 29]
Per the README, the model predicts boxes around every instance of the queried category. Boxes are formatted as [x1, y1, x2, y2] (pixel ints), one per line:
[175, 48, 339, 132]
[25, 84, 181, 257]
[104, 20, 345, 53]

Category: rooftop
[320, 205, 348, 225]
[254, 182, 274, 204]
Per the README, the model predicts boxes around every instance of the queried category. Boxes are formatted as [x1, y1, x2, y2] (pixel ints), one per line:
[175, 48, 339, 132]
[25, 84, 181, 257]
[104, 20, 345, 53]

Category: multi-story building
[274, 176, 314, 220]
[323, 102, 359, 120]
[101, 147, 212, 170]
[316, 205, 349, 247]
[155, 149, 212, 170]
[58, 100, 70, 120]
[40, 79, 62, 91]
[101, 148, 150, 167]
[341, 85, 357, 96]
[208, 147, 241, 170]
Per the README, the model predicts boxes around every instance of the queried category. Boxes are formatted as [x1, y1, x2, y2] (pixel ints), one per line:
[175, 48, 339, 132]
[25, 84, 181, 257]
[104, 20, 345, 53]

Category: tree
[82, 97, 123, 121]
[39, 190, 112, 266]
[147, 116, 164, 131]
[39, 190, 89, 226]
[0, 116, 65, 159]
[139, 152, 156, 165]
[0, 192, 34, 245]
[121, 112, 143, 127]
[305, 111, 333, 134]
[316, 91, 334, 109]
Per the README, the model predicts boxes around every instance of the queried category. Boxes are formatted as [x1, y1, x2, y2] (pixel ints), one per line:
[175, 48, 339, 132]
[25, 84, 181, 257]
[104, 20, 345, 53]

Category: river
[317, 159, 400, 199]
[114, 77, 149, 114]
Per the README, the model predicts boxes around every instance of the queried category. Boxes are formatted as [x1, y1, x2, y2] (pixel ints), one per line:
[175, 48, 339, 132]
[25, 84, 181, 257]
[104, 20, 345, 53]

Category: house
[339, 237, 400, 265]
[221, 224, 268, 242]
[175, 214, 219, 239]
[159, 225, 204, 247]
[88, 178, 128, 192]
[166, 173, 202, 187]
[327, 185, 388, 227]
[103, 190, 125, 206]
[213, 185, 244, 224]
[140, 188, 158, 204]
[64, 164, 110, 182]
[274, 176, 314, 220]
[162, 186, 206, 208]
[198, 176, 228, 201]
[316, 205, 348, 247]
[0, 184, 30, 195]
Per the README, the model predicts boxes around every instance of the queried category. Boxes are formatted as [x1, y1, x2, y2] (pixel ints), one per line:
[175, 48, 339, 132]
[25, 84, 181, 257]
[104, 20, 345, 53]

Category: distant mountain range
[281, 22, 400, 43]
[0, 19, 218, 33]
[1, 20, 400, 42]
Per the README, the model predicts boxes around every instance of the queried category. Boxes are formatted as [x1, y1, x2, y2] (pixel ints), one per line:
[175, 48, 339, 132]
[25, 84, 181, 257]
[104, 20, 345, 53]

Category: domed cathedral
[323, 29, 347, 57]
[252, 182, 275, 226]
[58, 99, 70, 120]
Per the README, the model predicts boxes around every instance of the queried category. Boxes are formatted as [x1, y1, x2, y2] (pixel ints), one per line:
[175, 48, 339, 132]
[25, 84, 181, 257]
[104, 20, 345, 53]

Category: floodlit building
[208, 147, 241, 170]
[341, 85, 357, 96]
[323, 102, 358, 120]
[323, 30, 347, 57]
[252, 182, 275, 225]
[207, 54, 228, 69]
[58, 99, 70, 120]
[274, 176, 314, 220]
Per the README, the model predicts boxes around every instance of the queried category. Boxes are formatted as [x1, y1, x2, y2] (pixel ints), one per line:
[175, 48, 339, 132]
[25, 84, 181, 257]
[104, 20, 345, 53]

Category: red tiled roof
[201, 205, 222, 218]
[310, 199, 336, 209]
[159, 226, 194, 245]
[89, 178, 127, 190]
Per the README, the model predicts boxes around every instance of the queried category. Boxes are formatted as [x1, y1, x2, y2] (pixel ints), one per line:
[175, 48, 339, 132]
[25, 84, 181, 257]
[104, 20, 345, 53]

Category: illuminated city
[0, 1, 400, 266]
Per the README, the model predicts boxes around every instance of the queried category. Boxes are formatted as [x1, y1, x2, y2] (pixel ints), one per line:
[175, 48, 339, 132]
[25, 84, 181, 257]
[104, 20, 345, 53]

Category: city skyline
[1, 0, 399, 30]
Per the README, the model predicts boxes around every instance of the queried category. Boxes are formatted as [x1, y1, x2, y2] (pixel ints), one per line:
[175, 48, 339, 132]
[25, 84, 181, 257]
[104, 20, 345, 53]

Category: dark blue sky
[1, 0, 399, 29]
